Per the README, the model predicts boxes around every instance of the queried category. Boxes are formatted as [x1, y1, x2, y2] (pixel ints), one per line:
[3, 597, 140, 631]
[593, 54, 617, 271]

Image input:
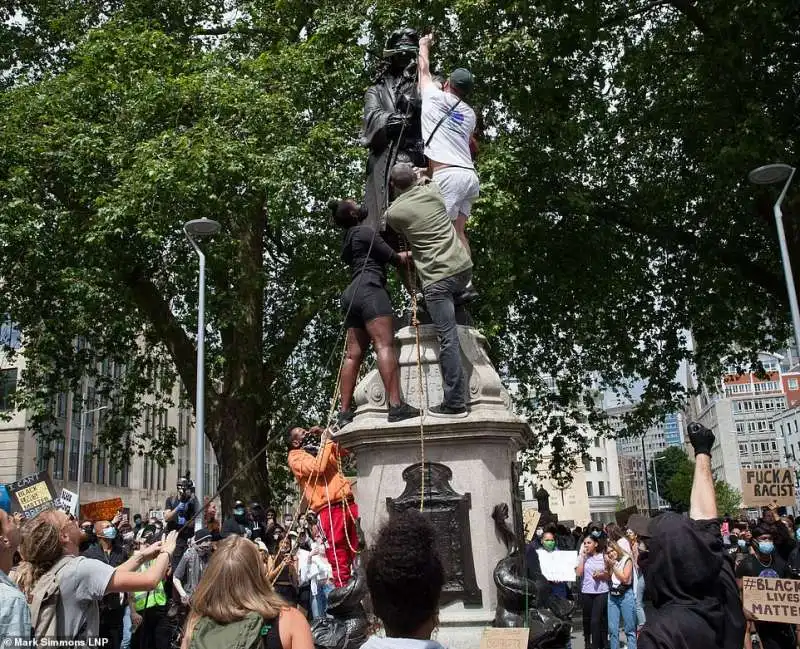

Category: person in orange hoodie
[287, 425, 359, 588]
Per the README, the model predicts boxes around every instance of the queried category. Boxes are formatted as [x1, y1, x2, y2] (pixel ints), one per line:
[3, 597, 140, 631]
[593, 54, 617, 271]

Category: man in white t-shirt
[418, 32, 479, 261]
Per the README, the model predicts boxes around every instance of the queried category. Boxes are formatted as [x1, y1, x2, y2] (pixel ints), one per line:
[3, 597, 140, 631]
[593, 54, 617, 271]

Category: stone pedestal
[335, 324, 528, 649]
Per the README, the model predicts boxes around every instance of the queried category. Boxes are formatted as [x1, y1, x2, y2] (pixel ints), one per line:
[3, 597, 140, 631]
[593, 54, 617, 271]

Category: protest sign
[740, 468, 795, 507]
[742, 577, 800, 624]
[149, 510, 165, 521]
[80, 497, 124, 522]
[7, 471, 57, 519]
[537, 549, 579, 583]
[522, 509, 541, 542]
[479, 628, 529, 649]
[58, 489, 78, 516]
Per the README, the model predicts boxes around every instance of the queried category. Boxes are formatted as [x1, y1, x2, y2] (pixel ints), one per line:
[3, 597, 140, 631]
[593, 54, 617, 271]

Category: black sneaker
[428, 403, 468, 417]
[337, 410, 355, 428]
[388, 402, 421, 422]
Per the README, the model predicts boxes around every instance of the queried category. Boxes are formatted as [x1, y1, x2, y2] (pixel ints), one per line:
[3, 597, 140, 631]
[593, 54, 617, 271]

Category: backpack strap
[30, 555, 75, 638]
[425, 97, 463, 148]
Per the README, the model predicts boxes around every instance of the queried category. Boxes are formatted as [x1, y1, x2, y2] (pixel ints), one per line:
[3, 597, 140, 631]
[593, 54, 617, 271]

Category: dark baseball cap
[449, 68, 475, 96]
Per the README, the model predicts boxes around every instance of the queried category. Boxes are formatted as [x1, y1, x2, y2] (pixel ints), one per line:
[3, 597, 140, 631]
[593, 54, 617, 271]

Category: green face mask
[542, 540, 557, 552]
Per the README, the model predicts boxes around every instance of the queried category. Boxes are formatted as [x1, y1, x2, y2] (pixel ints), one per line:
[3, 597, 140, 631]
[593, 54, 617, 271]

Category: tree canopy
[1, 0, 798, 503]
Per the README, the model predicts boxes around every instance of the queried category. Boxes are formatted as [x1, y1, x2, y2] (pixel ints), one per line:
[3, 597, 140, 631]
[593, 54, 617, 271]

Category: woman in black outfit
[330, 199, 419, 426]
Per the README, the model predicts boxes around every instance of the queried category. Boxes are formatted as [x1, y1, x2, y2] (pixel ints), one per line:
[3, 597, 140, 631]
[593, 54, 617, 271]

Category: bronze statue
[362, 28, 425, 232]
[311, 555, 369, 649]
[491, 504, 573, 649]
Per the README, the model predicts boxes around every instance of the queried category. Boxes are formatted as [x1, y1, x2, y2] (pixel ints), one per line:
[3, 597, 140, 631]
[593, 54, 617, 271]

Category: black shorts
[341, 277, 393, 330]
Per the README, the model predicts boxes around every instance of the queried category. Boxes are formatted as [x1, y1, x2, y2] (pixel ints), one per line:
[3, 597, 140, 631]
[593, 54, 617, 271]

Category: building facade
[687, 352, 788, 492]
[0, 348, 218, 518]
[609, 407, 686, 512]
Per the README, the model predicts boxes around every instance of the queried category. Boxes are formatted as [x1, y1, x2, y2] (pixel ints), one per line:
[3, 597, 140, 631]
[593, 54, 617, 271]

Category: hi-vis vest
[133, 561, 167, 611]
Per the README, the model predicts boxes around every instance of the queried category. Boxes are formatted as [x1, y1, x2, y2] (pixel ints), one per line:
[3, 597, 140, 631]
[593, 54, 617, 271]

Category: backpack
[29, 555, 77, 639]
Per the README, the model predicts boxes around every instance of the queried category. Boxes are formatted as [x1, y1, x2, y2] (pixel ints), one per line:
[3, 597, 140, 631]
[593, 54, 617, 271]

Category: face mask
[542, 540, 556, 552]
[234, 508, 245, 517]
[795, 529, 800, 542]
[591, 530, 601, 539]
[102, 527, 118, 540]
[738, 539, 747, 549]
[535, 528, 543, 538]
[197, 544, 212, 557]
[757, 541, 774, 555]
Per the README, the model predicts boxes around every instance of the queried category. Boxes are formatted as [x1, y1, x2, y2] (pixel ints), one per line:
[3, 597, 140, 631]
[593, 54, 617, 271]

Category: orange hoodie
[288, 440, 352, 513]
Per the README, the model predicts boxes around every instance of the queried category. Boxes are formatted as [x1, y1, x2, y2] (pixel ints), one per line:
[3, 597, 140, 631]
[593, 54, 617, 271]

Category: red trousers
[318, 501, 359, 588]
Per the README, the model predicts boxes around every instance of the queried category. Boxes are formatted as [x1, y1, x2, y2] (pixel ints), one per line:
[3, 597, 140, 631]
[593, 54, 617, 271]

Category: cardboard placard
[742, 577, 800, 623]
[80, 497, 124, 522]
[538, 549, 579, 582]
[522, 509, 541, 542]
[480, 628, 530, 649]
[7, 471, 57, 519]
[149, 510, 165, 521]
[58, 488, 79, 516]
[740, 468, 796, 507]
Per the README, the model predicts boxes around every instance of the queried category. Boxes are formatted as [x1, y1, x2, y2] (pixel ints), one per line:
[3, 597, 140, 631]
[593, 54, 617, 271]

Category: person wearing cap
[637, 423, 745, 649]
[417, 31, 479, 269]
[173, 528, 213, 606]
[221, 500, 251, 538]
[164, 476, 200, 570]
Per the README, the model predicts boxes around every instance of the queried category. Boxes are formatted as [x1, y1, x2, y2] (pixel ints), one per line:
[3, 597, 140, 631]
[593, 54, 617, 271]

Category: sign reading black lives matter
[740, 468, 796, 507]
[742, 577, 800, 624]
[7, 470, 58, 518]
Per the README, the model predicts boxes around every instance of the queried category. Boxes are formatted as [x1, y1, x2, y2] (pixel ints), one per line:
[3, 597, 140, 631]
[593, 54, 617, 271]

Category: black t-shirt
[165, 495, 199, 539]
[736, 554, 795, 646]
[341, 225, 396, 283]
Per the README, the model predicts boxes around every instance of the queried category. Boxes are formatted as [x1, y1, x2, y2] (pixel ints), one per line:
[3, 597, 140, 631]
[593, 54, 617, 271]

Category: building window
[739, 443, 748, 454]
[599, 482, 605, 496]
[97, 448, 106, 484]
[596, 458, 603, 472]
[142, 458, 149, 490]
[53, 439, 65, 480]
[586, 481, 594, 497]
[56, 393, 67, 418]
[0, 318, 21, 349]
[68, 438, 80, 481]
[582, 456, 592, 472]
[0, 369, 17, 410]
[771, 441, 777, 451]
[37, 438, 50, 473]
[109, 466, 117, 487]
[120, 463, 129, 487]
[82, 443, 93, 483]
[594, 438, 600, 448]
[790, 379, 799, 390]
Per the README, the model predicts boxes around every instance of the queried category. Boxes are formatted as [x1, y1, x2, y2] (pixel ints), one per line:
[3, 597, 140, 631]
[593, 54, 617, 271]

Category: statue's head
[383, 27, 419, 69]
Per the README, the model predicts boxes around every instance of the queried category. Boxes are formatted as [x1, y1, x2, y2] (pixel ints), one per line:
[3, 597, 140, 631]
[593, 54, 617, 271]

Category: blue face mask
[796, 529, 800, 542]
[591, 530, 601, 539]
[102, 527, 118, 540]
[234, 508, 245, 517]
[737, 539, 747, 549]
[757, 541, 774, 555]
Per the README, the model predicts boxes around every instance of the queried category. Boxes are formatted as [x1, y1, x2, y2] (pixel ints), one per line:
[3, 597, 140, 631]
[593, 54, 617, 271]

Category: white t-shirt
[58, 556, 116, 640]
[611, 555, 631, 588]
[421, 84, 476, 169]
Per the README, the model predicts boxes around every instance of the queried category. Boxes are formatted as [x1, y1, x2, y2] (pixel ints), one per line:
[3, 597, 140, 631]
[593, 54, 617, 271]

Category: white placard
[58, 488, 78, 516]
[537, 549, 578, 583]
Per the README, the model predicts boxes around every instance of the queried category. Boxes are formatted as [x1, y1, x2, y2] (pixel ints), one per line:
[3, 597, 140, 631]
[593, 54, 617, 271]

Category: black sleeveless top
[259, 616, 282, 649]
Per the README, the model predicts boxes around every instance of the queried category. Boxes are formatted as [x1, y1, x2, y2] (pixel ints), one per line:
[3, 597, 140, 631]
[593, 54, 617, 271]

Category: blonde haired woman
[182, 535, 313, 649]
[604, 540, 636, 649]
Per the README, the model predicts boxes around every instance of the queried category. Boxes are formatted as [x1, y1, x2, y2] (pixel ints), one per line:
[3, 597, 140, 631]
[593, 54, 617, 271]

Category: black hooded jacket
[638, 514, 745, 649]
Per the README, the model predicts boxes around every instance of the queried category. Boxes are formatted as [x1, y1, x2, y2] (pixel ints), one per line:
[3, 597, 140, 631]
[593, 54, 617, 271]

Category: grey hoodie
[361, 636, 446, 649]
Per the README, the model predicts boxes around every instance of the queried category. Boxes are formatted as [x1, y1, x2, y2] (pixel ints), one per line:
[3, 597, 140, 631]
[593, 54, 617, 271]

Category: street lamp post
[75, 388, 109, 519]
[652, 456, 667, 510]
[641, 436, 652, 514]
[184, 218, 221, 531]
[749, 163, 800, 354]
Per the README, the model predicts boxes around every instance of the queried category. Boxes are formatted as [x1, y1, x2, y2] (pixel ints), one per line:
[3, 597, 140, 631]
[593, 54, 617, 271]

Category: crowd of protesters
[0, 476, 334, 648]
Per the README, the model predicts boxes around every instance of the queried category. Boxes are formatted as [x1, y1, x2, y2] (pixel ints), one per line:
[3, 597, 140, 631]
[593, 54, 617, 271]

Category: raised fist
[688, 422, 714, 456]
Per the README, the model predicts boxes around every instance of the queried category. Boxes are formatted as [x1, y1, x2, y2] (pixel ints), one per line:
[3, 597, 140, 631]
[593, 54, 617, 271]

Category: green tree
[2, 0, 800, 504]
[649, 446, 692, 507]
[715, 481, 743, 518]
[666, 461, 695, 513]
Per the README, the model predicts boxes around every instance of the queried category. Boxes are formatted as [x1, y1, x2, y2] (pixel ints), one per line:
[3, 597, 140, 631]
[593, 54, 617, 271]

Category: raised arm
[418, 33, 434, 89]
[687, 423, 717, 521]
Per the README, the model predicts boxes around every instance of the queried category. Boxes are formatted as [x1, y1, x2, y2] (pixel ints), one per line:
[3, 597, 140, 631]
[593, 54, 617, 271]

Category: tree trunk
[209, 397, 271, 515]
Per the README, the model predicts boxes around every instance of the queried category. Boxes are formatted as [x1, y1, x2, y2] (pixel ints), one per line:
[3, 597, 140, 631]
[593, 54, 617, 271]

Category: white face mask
[535, 528, 543, 538]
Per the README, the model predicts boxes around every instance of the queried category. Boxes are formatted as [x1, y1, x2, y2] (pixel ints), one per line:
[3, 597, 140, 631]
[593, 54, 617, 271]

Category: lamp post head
[748, 163, 795, 186]
[184, 218, 221, 238]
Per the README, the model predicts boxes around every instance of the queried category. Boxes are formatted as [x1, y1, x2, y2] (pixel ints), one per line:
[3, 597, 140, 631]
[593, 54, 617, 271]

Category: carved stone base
[335, 325, 528, 649]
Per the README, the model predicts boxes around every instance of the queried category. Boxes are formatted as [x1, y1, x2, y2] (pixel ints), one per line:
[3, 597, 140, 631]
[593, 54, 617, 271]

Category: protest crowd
[0, 422, 798, 649]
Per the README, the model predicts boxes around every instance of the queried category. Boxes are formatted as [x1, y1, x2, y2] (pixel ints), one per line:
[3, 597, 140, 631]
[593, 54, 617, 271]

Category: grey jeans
[423, 270, 471, 409]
